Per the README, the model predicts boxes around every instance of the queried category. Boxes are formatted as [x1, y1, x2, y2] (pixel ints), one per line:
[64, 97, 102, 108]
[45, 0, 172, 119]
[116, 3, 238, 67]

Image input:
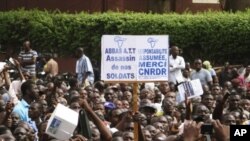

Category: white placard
[176, 79, 203, 103]
[101, 35, 169, 82]
[192, 0, 219, 4]
[0, 62, 6, 72]
[46, 103, 79, 140]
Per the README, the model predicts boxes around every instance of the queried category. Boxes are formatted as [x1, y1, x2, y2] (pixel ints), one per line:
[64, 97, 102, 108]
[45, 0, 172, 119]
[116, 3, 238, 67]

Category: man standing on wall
[191, 58, 213, 86]
[169, 46, 185, 85]
[18, 40, 38, 78]
[43, 53, 59, 77]
[75, 47, 94, 87]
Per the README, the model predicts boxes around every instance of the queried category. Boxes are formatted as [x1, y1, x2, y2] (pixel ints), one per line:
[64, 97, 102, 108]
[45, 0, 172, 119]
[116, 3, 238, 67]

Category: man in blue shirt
[13, 80, 39, 122]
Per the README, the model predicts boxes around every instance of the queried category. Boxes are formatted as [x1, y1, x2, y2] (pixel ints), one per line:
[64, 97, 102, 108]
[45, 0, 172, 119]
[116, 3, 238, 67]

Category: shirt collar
[21, 99, 30, 108]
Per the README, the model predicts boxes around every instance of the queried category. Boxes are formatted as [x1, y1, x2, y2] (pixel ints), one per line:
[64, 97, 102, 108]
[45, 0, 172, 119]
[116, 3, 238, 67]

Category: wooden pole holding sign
[133, 82, 139, 141]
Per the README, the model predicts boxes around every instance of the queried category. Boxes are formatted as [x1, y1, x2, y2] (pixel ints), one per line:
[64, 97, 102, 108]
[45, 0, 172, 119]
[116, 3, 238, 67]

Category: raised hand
[183, 121, 203, 141]
[5, 101, 14, 115]
[212, 120, 228, 141]
[184, 92, 192, 120]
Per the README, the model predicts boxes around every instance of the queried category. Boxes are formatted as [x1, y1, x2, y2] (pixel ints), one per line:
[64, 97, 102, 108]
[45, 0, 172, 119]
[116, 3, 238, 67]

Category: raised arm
[79, 99, 112, 141]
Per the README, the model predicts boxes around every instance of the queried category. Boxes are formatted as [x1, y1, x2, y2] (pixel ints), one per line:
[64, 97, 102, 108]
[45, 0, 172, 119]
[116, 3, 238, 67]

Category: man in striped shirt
[75, 47, 94, 86]
[18, 41, 38, 78]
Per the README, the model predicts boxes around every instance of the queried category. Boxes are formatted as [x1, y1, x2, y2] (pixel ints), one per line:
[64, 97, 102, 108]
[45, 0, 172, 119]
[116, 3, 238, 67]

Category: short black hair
[21, 80, 35, 96]
[76, 47, 84, 53]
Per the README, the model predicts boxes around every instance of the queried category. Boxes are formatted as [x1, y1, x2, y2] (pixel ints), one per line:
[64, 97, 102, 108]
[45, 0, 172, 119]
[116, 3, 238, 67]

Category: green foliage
[0, 10, 250, 64]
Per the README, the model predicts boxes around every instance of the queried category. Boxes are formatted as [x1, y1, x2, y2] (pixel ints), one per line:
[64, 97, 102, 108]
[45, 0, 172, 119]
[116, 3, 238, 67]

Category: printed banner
[101, 35, 169, 82]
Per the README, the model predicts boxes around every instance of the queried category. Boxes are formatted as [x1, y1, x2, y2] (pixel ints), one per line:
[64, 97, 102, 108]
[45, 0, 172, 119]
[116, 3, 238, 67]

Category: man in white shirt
[75, 47, 94, 86]
[169, 46, 185, 85]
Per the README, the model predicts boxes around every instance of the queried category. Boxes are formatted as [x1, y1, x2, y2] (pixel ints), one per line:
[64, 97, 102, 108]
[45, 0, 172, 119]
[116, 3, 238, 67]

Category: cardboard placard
[46, 103, 79, 140]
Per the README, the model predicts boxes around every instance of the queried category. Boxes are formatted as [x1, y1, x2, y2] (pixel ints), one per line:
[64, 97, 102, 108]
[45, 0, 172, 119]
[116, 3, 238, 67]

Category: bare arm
[2, 65, 11, 89]
[13, 59, 25, 81]
[81, 72, 90, 84]
[2, 101, 14, 125]
[185, 93, 192, 120]
[183, 121, 202, 141]
[212, 92, 230, 121]
[212, 120, 228, 141]
[79, 99, 112, 141]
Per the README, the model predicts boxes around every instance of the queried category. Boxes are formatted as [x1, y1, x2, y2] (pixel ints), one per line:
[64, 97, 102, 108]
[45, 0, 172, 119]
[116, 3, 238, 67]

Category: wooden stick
[133, 82, 139, 141]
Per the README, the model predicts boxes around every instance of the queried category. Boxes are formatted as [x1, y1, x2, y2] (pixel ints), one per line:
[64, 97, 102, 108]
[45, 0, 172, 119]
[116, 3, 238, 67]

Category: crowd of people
[0, 40, 250, 141]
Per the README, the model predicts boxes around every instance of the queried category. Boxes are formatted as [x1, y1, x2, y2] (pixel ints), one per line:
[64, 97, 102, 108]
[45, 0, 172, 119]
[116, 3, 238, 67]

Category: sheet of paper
[46, 103, 79, 140]
[177, 79, 203, 103]
[0, 62, 6, 72]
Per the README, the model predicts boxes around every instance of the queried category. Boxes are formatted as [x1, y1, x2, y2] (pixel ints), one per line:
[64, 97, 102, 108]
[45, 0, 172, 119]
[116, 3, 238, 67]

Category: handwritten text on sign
[101, 35, 169, 82]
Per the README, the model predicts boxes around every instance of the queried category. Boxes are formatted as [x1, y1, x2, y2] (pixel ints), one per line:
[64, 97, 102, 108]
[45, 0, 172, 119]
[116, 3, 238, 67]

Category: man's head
[122, 131, 134, 141]
[202, 94, 214, 110]
[44, 53, 52, 61]
[39, 100, 48, 113]
[14, 127, 28, 141]
[153, 122, 164, 133]
[140, 88, 153, 100]
[23, 41, 31, 52]
[143, 129, 152, 141]
[224, 81, 233, 91]
[182, 69, 190, 78]
[185, 62, 191, 70]
[122, 100, 130, 109]
[124, 122, 134, 132]
[21, 80, 39, 102]
[123, 91, 132, 103]
[164, 91, 176, 102]
[140, 103, 157, 121]
[104, 88, 115, 102]
[28, 102, 42, 120]
[69, 101, 81, 113]
[0, 100, 5, 112]
[75, 47, 84, 59]
[159, 81, 170, 95]
[222, 113, 236, 125]
[79, 88, 88, 99]
[193, 104, 210, 122]
[229, 94, 241, 110]
[110, 108, 123, 126]
[11, 112, 20, 127]
[90, 92, 101, 104]
[171, 46, 179, 57]
[155, 92, 162, 103]
[23, 71, 31, 80]
[162, 98, 175, 114]
[144, 125, 158, 137]
[241, 99, 250, 112]
[93, 103, 105, 115]
[194, 59, 203, 71]
[114, 100, 123, 109]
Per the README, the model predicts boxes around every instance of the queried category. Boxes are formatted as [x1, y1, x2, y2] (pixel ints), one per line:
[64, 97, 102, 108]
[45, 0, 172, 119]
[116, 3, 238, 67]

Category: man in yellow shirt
[43, 53, 58, 77]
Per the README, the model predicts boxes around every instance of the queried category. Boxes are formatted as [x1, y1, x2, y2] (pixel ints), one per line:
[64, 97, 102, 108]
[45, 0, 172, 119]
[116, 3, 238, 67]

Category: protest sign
[46, 103, 79, 140]
[176, 79, 203, 103]
[0, 62, 6, 72]
[101, 35, 169, 82]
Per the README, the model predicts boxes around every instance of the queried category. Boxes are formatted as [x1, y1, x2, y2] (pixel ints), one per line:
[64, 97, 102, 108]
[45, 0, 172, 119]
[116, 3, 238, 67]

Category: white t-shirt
[169, 55, 185, 84]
